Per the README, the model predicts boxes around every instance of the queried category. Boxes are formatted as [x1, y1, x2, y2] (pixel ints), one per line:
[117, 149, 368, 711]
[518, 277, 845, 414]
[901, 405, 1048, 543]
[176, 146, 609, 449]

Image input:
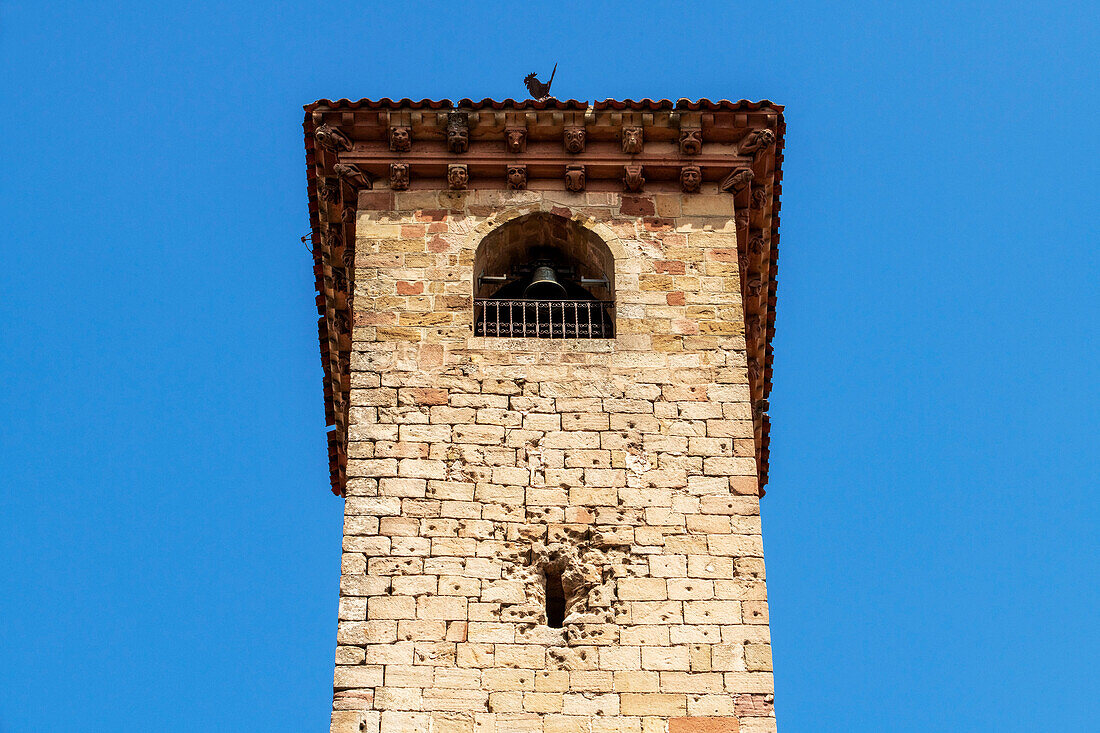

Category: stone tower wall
[331, 188, 775, 733]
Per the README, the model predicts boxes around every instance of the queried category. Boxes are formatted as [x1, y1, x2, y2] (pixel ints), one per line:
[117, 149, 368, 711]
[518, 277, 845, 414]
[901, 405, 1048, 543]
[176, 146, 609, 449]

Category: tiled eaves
[308, 97, 783, 112]
[303, 98, 784, 497]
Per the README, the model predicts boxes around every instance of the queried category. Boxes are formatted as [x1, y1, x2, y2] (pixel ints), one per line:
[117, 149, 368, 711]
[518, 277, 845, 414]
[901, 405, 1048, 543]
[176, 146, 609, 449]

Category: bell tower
[303, 97, 785, 733]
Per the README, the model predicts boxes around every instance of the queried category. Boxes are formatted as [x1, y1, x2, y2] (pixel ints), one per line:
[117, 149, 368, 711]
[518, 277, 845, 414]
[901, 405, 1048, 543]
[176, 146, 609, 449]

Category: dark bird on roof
[524, 64, 557, 101]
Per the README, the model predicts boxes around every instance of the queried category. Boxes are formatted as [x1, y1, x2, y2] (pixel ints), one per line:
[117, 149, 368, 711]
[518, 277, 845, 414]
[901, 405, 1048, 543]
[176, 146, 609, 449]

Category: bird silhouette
[524, 63, 557, 100]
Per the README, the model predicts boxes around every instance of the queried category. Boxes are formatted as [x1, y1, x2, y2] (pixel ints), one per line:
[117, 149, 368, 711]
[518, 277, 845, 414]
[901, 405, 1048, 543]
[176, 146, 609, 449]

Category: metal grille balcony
[474, 299, 614, 339]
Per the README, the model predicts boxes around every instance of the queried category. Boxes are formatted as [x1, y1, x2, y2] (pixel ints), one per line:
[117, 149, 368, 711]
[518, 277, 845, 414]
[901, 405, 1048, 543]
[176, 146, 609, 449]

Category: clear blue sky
[1, 1, 1097, 730]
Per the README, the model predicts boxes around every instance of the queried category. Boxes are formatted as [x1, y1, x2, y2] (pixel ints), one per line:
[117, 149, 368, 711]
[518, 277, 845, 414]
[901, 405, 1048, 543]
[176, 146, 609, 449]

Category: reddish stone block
[397, 282, 425, 295]
[667, 292, 687, 306]
[707, 248, 739, 263]
[402, 387, 448, 405]
[643, 217, 675, 231]
[620, 195, 656, 216]
[416, 209, 447, 222]
[656, 260, 687, 275]
[358, 191, 395, 210]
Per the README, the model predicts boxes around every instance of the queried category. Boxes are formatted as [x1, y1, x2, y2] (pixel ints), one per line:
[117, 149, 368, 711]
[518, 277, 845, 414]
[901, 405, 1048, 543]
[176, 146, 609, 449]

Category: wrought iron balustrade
[474, 298, 614, 339]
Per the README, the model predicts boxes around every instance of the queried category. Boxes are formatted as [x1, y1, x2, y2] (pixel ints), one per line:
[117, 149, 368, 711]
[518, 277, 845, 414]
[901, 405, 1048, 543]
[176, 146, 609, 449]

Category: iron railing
[474, 299, 614, 339]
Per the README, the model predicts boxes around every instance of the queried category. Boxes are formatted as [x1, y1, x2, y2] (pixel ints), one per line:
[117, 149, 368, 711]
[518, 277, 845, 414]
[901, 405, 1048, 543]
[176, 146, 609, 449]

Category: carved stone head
[738, 127, 776, 155]
[720, 167, 755, 194]
[506, 128, 527, 153]
[447, 164, 468, 190]
[680, 165, 702, 193]
[389, 163, 409, 191]
[752, 187, 769, 210]
[565, 165, 585, 192]
[315, 124, 351, 152]
[749, 233, 766, 256]
[334, 163, 371, 189]
[388, 126, 411, 152]
[507, 165, 527, 190]
[622, 165, 644, 192]
[564, 126, 585, 154]
[748, 357, 762, 384]
[621, 126, 643, 154]
[679, 129, 703, 155]
[447, 112, 469, 154]
[318, 177, 338, 202]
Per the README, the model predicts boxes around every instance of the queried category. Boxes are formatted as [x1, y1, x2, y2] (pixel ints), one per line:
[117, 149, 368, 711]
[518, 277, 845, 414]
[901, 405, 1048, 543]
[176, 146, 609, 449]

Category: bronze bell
[524, 265, 568, 299]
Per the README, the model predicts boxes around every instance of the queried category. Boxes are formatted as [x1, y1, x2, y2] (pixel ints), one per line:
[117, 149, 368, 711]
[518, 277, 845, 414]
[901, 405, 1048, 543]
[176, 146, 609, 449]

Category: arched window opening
[544, 567, 566, 627]
[474, 213, 614, 339]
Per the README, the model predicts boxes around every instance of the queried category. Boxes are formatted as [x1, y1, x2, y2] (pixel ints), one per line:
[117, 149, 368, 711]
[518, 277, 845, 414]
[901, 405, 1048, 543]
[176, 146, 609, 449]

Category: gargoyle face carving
[720, 168, 755, 194]
[623, 165, 644, 192]
[315, 124, 351, 152]
[447, 164, 468, 190]
[389, 163, 409, 191]
[739, 128, 776, 155]
[679, 129, 702, 155]
[447, 126, 469, 153]
[507, 165, 527, 190]
[564, 127, 585, 153]
[622, 126, 643, 154]
[389, 127, 411, 152]
[447, 113, 469, 154]
[680, 165, 702, 193]
[506, 129, 527, 153]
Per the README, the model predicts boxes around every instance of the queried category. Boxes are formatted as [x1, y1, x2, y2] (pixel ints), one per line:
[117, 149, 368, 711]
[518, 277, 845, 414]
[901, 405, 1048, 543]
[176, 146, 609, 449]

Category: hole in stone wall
[544, 567, 566, 628]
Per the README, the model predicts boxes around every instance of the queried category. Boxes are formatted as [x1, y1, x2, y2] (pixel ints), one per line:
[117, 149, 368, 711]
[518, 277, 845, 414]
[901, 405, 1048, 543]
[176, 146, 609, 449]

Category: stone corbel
[390, 163, 410, 191]
[315, 124, 352, 152]
[736, 128, 776, 157]
[334, 163, 372, 189]
[506, 128, 527, 153]
[447, 112, 470, 153]
[565, 164, 586, 192]
[564, 126, 585, 153]
[719, 167, 754, 194]
[388, 126, 412, 152]
[621, 126, 643, 154]
[507, 164, 527, 190]
[680, 165, 702, 193]
[622, 165, 644, 193]
[447, 164, 468, 190]
[679, 128, 703, 155]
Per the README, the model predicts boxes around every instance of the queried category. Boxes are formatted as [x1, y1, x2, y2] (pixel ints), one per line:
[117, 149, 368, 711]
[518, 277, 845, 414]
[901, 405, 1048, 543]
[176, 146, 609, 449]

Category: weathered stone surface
[328, 191, 775, 733]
